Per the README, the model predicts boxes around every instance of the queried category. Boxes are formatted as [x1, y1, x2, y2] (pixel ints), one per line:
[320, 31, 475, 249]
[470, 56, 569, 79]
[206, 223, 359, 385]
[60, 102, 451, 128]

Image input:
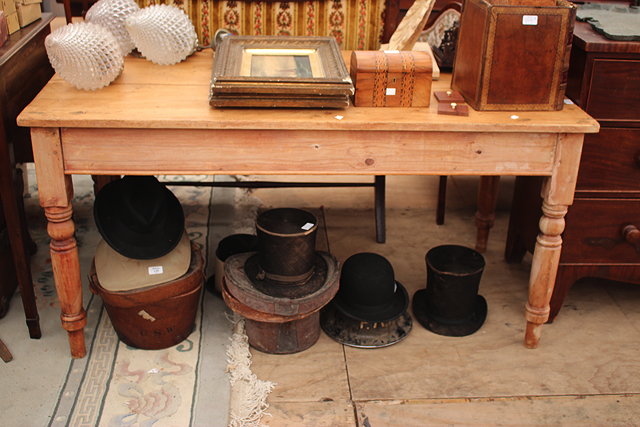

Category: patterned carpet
[22, 173, 256, 427]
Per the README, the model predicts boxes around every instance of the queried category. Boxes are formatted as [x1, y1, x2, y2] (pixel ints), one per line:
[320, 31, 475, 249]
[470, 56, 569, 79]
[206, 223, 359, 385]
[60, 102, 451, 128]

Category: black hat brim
[320, 302, 412, 348]
[244, 252, 328, 298]
[331, 280, 409, 323]
[412, 289, 487, 337]
[94, 177, 184, 260]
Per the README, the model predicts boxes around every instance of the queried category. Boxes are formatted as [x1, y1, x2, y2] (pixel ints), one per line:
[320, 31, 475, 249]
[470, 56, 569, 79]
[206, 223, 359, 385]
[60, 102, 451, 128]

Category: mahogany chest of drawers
[505, 19, 640, 321]
[0, 14, 53, 335]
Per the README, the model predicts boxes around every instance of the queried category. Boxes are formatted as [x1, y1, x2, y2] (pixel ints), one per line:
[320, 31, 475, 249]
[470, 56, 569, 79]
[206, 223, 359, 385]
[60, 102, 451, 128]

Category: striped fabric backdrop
[135, 0, 386, 50]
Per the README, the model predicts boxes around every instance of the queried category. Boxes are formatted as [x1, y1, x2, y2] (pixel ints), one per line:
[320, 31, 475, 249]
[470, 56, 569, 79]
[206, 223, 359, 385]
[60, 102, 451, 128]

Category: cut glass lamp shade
[45, 22, 124, 91]
[85, 0, 140, 56]
[125, 5, 198, 65]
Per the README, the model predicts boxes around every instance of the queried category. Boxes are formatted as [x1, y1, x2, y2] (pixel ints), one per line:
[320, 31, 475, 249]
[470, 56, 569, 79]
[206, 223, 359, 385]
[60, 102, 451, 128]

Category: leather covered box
[89, 243, 203, 350]
[350, 50, 432, 107]
[451, 0, 576, 111]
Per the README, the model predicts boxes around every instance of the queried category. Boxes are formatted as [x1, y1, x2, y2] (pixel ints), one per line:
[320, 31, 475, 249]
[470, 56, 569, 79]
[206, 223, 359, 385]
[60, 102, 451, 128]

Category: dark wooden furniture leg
[437, 175, 500, 253]
[374, 175, 386, 243]
[475, 175, 500, 252]
[0, 338, 13, 362]
[505, 176, 544, 263]
[63, 0, 73, 23]
[0, 119, 40, 338]
[436, 175, 447, 225]
[92, 175, 120, 195]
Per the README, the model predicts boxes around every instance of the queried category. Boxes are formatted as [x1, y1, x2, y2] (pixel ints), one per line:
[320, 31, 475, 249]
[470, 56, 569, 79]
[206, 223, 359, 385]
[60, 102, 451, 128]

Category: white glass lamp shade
[85, 0, 140, 56]
[125, 5, 198, 65]
[45, 22, 124, 91]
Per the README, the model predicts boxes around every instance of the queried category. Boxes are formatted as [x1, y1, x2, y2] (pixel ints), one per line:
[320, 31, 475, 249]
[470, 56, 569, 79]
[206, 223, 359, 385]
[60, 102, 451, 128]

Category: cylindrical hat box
[223, 251, 339, 354]
[89, 243, 203, 350]
[245, 312, 320, 354]
[256, 208, 317, 285]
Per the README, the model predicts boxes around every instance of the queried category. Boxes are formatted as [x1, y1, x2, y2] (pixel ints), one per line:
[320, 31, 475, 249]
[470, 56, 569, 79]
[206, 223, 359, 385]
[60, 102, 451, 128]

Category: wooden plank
[60, 128, 557, 176]
[387, 0, 436, 51]
[16, 52, 598, 134]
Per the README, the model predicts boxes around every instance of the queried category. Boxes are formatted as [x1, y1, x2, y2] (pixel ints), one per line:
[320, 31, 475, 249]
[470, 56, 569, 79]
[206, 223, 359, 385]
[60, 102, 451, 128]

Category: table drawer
[561, 198, 640, 264]
[585, 58, 640, 122]
[576, 127, 640, 192]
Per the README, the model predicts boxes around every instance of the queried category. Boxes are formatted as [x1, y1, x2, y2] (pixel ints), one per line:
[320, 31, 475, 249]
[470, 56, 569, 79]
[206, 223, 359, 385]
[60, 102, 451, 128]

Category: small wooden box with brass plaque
[350, 50, 432, 107]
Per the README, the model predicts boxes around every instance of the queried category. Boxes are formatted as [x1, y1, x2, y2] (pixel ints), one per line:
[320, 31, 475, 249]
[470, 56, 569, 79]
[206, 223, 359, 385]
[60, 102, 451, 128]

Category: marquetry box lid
[451, 0, 576, 111]
[350, 50, 433, 107]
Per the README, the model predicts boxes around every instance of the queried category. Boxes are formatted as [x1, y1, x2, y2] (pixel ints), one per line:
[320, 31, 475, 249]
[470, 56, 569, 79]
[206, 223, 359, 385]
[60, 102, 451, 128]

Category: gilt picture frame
[210, 35, 354, 108]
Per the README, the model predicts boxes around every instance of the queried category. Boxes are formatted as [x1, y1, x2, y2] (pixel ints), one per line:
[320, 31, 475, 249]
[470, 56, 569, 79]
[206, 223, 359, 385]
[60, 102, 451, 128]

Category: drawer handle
[622, 224, 640, 252]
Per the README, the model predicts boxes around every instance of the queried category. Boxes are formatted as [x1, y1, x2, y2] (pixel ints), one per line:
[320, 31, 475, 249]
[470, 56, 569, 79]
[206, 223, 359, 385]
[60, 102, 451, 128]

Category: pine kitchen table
[18, 51, 599, 358]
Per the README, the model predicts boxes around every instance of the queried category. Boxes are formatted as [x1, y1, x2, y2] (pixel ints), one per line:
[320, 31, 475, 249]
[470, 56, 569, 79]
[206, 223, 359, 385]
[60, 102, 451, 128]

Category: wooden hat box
[222, 251, 339, 354]
[451, 0, 576, 111]
[89, 242, 203, 350]
[350, 50, 432, 107]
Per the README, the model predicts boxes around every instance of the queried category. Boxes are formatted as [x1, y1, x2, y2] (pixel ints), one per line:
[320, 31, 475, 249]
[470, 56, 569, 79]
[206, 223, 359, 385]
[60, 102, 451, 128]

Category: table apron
[59, 127, 559, 176]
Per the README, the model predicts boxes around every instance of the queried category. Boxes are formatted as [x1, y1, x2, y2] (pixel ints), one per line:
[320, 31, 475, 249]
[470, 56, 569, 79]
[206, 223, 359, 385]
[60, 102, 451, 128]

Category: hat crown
[121, 176, 167, 232]
[339, 252, 396, 310]
[425, 245, 486, 323]
[255, 208, 318, 282]
[94, 175, 185, 259]
[257, 208, 317, 235]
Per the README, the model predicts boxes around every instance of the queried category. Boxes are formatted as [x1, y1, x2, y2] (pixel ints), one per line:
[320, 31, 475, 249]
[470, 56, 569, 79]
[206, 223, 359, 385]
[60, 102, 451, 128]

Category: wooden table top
[18, 51, 599, 134]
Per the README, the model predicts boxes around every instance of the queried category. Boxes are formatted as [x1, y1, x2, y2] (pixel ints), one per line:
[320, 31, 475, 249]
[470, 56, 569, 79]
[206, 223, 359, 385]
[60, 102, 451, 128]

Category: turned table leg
[31, 128, 86, 358]
[525, 201, 566, 348]
[46, 205, 86, 357]
[524, 133, 584, 349]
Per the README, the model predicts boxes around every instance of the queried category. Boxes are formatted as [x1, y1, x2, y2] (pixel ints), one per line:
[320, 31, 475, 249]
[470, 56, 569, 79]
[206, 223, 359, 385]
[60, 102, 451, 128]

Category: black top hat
[331, 252, 409, 323]
[94, 176, 185, 260]
[244, 208, 320, 293]
[412, 245, 487, 337]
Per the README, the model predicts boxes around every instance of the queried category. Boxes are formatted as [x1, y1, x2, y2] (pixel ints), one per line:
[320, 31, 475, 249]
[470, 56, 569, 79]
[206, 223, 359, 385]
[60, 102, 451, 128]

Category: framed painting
[209, 36, 354, 108]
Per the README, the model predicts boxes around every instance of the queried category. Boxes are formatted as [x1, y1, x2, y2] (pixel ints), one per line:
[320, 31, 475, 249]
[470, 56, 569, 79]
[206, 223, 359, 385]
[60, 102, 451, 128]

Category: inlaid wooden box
[451, 0, 576, 111]
[350, 50, 432, 107]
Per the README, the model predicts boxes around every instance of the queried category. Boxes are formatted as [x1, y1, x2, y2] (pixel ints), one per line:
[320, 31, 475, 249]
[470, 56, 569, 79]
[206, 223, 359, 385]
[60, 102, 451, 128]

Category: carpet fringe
[226, 318, 276, 427]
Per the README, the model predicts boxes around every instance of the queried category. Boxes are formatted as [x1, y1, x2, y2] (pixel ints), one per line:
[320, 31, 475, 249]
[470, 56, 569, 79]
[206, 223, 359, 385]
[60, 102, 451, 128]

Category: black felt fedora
[94, 176, 185, 260]
[412, 245, 487, 337]
[331, 252, 409, 322]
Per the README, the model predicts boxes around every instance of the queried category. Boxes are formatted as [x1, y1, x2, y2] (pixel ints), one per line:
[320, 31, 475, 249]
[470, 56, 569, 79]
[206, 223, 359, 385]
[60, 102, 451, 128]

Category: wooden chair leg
[0, 338, 12, 362]
[475, 176, 501, 253]
[436, 175, 447, 225]
[374, 175, 386, 243]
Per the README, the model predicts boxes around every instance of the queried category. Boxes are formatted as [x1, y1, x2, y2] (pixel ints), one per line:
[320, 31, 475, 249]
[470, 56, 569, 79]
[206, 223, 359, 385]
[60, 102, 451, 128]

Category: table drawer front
[586, 58, 640, 122]
[561, 198, 640, 264]
[576, 127, 640, 192]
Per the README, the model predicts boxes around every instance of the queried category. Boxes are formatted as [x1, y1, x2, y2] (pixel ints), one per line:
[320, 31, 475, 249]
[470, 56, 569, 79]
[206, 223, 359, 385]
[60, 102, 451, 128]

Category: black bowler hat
[94, 176, 185, 260]
[321, 252, 411, 348]
[332, 252, 408, 322]
[412, 245, 487, 337]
